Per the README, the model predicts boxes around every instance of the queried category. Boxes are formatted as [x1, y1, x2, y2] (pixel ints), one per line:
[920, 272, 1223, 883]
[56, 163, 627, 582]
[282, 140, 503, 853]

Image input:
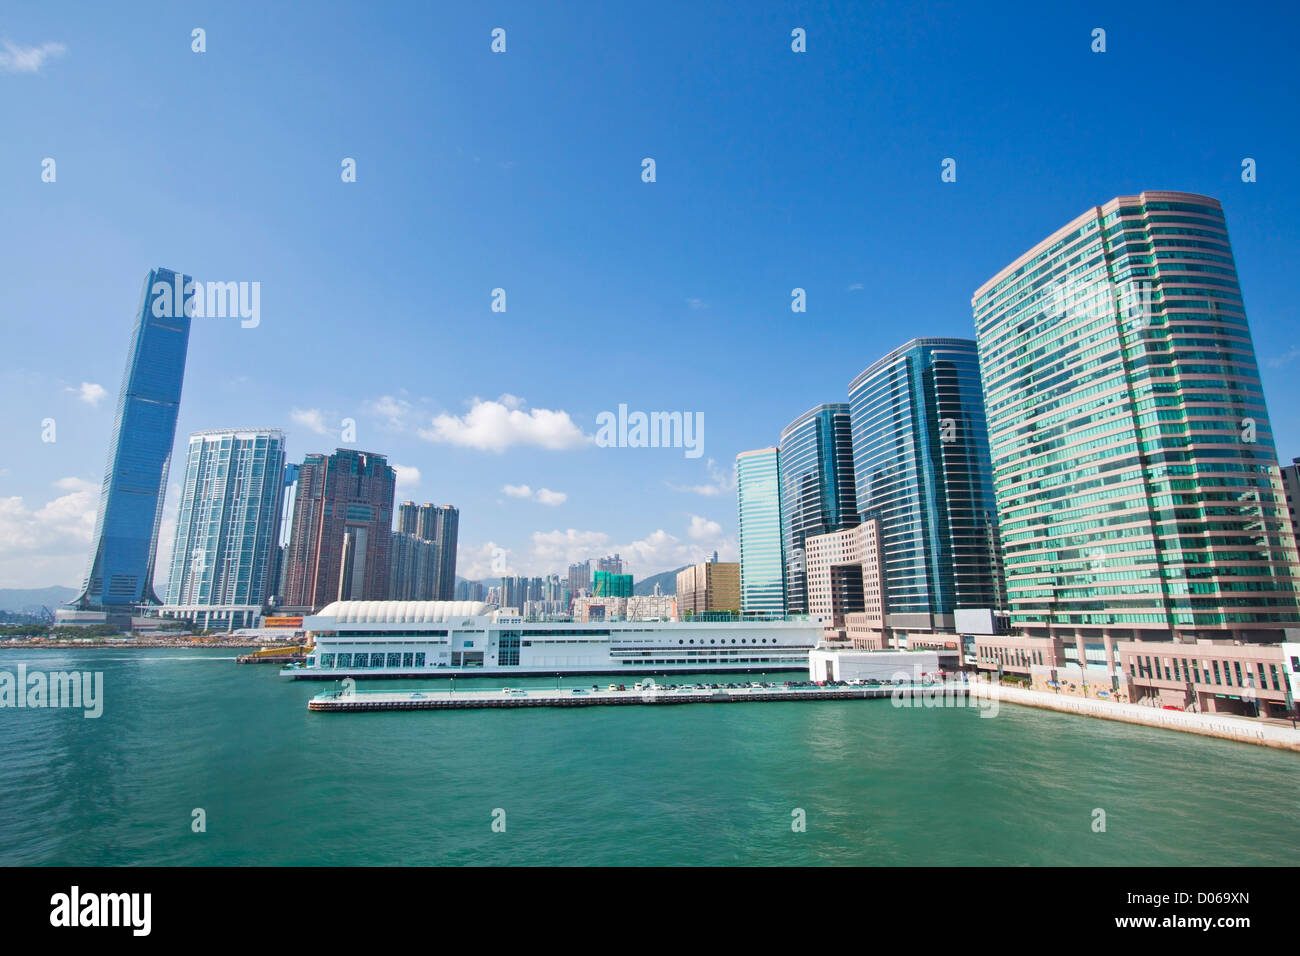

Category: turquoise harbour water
[0, 648, 1296, 866]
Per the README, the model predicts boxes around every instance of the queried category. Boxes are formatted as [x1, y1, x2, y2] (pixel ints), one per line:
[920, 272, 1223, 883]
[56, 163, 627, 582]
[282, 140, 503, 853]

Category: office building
[737, 447, 786, 616]
[847, 338, 1003, 632]
[804, 519, 886, 645]
[676, 561, 740, 617]
[973, 191, 1300, 655]
[66, 268, 193, 623]
[778, 403, 859, 614]
[281, 449, 397, 610]
[161, 429, 287, 629]
[596, 554, 624, 575]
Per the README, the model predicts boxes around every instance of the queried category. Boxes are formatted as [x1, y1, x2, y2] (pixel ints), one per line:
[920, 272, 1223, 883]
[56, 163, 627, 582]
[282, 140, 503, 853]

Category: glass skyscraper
[163, 429, 287, 628]
[847, 338, 1003, 629]
[71, 267, 193, 616]
[736, 447, 786, 616]
[973, 190, 1300, 641]
[778, 403, 859, 613]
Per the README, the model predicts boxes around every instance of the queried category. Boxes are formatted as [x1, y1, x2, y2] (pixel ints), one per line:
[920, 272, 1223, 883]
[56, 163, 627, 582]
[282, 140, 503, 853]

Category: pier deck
[308, 682, 971, 712]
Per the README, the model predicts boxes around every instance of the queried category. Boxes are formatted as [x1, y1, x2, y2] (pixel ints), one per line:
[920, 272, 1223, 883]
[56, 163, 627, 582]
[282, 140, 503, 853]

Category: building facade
[778, 403, 859, 614]
[593, 570, 633, 597]
[567, 561, 592, 597]
[390, 501, 459, 601]
[973, 191, 1300, 646]
[737, 447, 786, 616]
[804, 519, 886, 642]
[280, 449, 397, 611]
[676, 561, 741, 617]
[1280, 458, 1300, 547]
[69, 268, 194, 619]
[847, 338, 1003, 631]
[268, 462, 300, 605]
[161, 429, 287, 629]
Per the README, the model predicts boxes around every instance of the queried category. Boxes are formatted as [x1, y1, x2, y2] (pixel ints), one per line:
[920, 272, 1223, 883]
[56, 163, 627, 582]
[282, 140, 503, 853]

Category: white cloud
[668, 458, 734, 496]
[364, 394, 412, 429]
[687, 514, 722, 540]
[503, 484, 567, 506]
[69, 382, 107, 406]
[420, 395, 590, 452]
[0, 41, 67, 74]
[152, 481, 183, 592]
[534, 488, 567, 506]
[290, 407, 329, 436]
[528, 529, 613, 569]
[0, 477, 96, 588]
[686, 297, 708, 310]
[459, 540, 511, 579]
[847, 282, 865, 291]
[393, 464, 421, 488]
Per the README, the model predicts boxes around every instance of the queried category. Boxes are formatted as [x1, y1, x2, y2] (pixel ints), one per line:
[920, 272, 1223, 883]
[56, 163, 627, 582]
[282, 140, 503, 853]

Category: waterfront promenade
[969, 682, 1300, 752]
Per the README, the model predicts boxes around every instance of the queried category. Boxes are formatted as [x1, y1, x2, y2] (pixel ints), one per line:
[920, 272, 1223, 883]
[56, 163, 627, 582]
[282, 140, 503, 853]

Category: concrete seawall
[971, 682, 1300, 753]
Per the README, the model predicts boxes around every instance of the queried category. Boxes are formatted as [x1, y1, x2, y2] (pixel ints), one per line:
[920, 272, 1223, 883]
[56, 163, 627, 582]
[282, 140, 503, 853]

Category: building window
[370, 653, 385, 668]
[415, 653, 426, 667]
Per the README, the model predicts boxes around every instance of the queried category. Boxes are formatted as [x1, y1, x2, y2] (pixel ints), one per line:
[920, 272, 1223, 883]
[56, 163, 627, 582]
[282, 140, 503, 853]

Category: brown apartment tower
[281, 449, 397, 611]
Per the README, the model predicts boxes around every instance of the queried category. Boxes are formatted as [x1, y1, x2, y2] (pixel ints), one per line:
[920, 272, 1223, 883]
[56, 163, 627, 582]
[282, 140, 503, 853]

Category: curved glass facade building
[736, 447, 786, 616]
[73, 268, 193, 612]
[778, 403, 858, 613]
[847, 338, 1003, 628]
[972, 191, 1300, 640]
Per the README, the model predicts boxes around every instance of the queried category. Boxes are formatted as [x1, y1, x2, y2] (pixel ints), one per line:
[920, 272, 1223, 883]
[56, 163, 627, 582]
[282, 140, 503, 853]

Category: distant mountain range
[633, 566, 686, 596]
[0, 586, 79, 613]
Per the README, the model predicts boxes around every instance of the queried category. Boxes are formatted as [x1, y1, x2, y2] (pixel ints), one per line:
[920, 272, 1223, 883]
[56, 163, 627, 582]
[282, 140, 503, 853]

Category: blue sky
[3, 0, 1299, 589]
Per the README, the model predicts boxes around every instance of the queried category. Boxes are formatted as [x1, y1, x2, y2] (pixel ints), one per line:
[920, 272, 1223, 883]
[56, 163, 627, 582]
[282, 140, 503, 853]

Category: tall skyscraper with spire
[67, 268, 193, 622]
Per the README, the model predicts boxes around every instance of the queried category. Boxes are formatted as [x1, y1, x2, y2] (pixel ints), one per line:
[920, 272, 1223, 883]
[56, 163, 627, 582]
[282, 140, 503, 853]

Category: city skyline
[7, 2, 1300, 592]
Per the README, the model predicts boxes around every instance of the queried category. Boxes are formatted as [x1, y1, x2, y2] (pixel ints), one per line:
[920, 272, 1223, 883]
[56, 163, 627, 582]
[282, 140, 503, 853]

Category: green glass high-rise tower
[973, 191, 1300, 642]
[737, 447, 786, 617]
